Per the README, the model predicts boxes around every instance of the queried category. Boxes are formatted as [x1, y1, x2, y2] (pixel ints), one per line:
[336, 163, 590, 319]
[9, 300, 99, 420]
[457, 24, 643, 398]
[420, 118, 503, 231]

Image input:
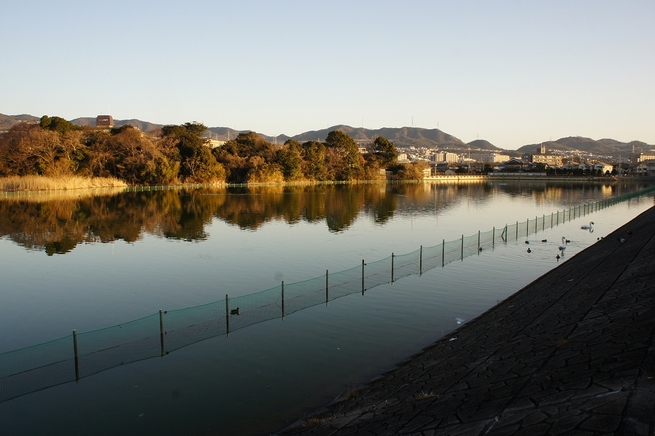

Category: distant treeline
[0, 116, 426, 185]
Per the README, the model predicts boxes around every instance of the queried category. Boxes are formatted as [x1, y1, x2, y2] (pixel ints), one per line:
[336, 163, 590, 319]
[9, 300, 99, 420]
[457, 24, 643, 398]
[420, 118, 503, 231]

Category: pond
[0, 180, 653, 435]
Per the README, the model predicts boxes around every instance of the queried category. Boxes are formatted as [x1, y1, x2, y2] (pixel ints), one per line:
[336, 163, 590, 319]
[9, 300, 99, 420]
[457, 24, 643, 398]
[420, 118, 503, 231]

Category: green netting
[421, 244, 443, 270]
[463, 234, 479, 258]
[362, 255, 393, 290]
[228, 286, 283, 333]
[0, 336, 74, 403]
[283, 276, 327, 316]
[77, 313, 161, 377]
[2, 185, 654, 403]
[329, 264, 367, 300]
[393, 249, 420, 281]
[443, 239, 461, 265]
[479, 229, 494, 247]
[165, 300, 228, 352]
[505, 222, 519, 242]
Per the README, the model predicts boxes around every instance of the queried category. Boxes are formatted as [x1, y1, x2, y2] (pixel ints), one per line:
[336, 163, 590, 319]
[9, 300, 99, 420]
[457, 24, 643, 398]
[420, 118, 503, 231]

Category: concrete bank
[277, 205, 655, 435]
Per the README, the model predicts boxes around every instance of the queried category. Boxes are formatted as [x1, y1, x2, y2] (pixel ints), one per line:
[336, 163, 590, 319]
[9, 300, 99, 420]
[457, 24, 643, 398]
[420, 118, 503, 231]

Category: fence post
[460, 235, 464, 261]
[438, 239, 442, 267]
[159, 310, 165, 357]
[73, 330, 80, 382]
[535, 216, 538, 233]
[526, 219, 529, 236]
[543, 214, 545, 231]
[362, 260, 365, 294]
[492, 227, 495, 249]
[515, 221, 518, 240]
[391, 253, 394, 283]
[225, 294, 230, 337]
[477, 231, 481, 253]
[419, 246, 423, 276]
[325, 270, 329, 306]
[281, 281, 285, 320]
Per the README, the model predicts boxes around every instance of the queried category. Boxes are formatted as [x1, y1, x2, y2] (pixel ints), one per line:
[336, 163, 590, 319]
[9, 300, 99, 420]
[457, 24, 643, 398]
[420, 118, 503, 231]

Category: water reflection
[0, 181, 650, 255]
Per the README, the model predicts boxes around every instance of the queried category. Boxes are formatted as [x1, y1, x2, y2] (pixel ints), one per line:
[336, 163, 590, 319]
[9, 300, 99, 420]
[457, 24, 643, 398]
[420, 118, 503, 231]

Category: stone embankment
[277, 205, 655, 435]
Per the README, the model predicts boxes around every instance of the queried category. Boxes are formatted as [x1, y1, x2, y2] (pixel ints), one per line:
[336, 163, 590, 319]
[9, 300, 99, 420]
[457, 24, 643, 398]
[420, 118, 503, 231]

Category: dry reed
[0, 176, 127, 192]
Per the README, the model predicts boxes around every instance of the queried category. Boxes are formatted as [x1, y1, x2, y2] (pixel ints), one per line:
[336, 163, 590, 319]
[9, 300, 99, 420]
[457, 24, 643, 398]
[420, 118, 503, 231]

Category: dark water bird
[525, 240, 530, 244]
[527, 248, 532, 253]
[478, 247, 483, 252]
[556, 254, 561, 260]
[541, 239, 548, 242]
[230, 308, 240, 315]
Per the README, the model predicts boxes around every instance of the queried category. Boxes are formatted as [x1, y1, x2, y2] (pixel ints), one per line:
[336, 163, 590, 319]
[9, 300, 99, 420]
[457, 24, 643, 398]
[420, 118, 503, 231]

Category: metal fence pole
[159, 310, 165, 357]
[281, 281, 285, 319]
[391, 253, 394, 283]
[419, 246, 423, 276]
[442, 240, 445, 267]
[225, 294, 230, 336]
[73, 330, 80, 382]
[325, 270, 329, 306]
[362, 260, 365, 294]
[477, 231, 481, 253]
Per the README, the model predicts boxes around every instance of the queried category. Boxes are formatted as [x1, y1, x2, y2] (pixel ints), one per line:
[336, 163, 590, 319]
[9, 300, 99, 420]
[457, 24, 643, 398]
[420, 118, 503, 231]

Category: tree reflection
[0, 181, 636, 255]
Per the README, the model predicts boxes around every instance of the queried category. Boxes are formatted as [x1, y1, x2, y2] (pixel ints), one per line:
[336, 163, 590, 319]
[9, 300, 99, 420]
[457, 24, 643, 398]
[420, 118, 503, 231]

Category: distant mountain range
[516, 137, 651, 157]
[1, 113, 653, 159]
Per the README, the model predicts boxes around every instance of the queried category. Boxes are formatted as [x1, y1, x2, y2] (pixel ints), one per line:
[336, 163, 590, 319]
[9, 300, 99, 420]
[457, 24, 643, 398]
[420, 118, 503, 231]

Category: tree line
[0, 116, 426, 185]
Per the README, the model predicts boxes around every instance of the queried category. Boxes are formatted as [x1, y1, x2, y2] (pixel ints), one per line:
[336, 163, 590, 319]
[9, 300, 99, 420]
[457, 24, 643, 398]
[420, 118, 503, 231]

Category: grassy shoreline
[0, 175, 127, 192]
[1, 174, 652, 195]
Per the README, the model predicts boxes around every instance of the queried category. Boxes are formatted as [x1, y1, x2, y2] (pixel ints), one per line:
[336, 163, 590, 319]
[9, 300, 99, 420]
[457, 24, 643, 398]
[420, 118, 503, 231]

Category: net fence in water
[1, 187, 654, 403]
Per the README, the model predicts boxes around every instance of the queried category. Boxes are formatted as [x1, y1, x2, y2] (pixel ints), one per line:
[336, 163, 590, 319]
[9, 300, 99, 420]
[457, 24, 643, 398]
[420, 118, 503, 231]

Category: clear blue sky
[3, 0, 654, 149]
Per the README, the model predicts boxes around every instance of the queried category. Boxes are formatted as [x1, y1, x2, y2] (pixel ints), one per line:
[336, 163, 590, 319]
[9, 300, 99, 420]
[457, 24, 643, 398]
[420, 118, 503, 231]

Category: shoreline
[2, 174, 653, 195]
[277, 204, 655, 435]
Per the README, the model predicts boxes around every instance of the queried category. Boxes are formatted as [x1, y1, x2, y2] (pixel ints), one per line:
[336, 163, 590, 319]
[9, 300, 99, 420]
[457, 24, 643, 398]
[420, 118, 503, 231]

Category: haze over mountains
[1, 113, 652, 158]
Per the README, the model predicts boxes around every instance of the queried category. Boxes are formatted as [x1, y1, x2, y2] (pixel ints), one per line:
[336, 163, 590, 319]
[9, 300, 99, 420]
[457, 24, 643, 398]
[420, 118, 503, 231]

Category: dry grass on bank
[0, 176, 128, 192]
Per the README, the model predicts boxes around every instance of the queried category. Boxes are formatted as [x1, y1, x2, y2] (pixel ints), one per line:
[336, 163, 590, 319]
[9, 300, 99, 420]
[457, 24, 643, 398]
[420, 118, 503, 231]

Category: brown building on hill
[96, 115, 114, 128]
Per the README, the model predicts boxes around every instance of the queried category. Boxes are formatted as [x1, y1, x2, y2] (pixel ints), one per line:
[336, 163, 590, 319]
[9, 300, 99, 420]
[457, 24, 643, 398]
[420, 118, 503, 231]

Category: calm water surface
[0, 180, 653, 435]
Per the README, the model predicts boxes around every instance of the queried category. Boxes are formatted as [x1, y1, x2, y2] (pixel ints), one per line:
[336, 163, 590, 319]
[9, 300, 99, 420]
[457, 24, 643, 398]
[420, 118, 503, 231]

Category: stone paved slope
[277, 205, 655, 435]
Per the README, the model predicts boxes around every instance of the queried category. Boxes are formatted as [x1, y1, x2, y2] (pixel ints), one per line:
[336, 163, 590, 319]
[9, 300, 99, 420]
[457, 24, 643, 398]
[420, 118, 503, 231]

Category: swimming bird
[559, 237, 568, 251]
[581, 221, 594, 230]
[556, 254, 561, 260]
[527, 248, 532, 253]
[541, 239, 548, 242]
[525, 240, 530, 244]
[230, 307, 240, 315]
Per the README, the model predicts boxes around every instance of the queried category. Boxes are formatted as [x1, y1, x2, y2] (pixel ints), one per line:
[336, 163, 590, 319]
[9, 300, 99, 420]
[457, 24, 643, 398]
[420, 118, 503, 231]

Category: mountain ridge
[1, 113, 653, 157]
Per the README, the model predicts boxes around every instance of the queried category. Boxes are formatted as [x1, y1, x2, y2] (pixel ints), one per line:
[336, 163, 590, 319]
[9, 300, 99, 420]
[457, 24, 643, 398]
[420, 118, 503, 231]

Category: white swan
[559, 237, 568, 251]
[581, 221, 594, 230]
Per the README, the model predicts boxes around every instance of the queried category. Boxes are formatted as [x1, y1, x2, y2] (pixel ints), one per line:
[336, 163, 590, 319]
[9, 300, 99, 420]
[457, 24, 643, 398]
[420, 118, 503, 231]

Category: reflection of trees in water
[0, 181, 645, 255]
